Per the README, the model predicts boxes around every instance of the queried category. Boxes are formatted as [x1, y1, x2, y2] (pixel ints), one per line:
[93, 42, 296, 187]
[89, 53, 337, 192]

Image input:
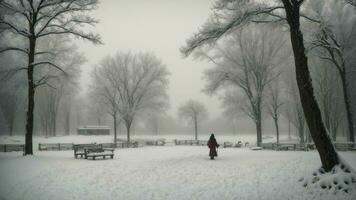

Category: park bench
[261, 143, 274, 150]
[155, 139, 166, 146]
[223, 141, 234, 148]
[276, 143, 296, 151]
[0, 144, 25, 154]
[235, 141, 243, 148]
[73, 144, 101, 158]
[84, 146, 114, 160]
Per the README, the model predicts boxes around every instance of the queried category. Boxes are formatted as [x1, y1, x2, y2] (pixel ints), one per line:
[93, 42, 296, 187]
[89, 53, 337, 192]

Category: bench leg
[111, 155, 113, 159]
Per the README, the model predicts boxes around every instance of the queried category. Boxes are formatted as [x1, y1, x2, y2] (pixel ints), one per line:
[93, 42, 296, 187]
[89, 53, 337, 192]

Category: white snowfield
[0, 135, 356, 200]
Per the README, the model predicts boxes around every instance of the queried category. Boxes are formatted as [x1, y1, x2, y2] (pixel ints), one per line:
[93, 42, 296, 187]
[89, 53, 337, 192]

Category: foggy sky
[76, 0, 223, 118]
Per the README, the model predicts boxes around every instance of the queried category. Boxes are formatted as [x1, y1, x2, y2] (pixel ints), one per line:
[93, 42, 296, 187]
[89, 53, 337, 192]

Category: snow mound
[300, 160, 356, 196]
[250, 147, 262, 150]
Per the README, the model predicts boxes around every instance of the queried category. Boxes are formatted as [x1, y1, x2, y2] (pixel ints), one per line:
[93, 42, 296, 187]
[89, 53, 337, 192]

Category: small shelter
[77, 126, 110, 135]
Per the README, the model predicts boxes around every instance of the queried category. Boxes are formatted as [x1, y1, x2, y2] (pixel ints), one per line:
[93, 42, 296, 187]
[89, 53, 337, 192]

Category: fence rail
[0, 144, 25, 153]
[174, 139, 207, 146]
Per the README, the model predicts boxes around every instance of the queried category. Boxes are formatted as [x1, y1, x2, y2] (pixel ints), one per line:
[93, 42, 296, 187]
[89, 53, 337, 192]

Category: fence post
[58, 143, 61, 151]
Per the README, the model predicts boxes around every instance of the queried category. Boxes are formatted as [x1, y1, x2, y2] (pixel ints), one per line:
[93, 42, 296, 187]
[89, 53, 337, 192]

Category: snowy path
[0, 146, 356, 200]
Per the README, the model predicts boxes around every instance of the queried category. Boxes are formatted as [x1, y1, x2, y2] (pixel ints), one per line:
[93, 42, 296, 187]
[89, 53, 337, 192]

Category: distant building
[77, 126, 110, 135]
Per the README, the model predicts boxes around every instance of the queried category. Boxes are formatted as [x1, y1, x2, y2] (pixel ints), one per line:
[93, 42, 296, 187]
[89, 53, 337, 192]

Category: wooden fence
[174, 139, 207, 146]
[0, 144, 25, 153]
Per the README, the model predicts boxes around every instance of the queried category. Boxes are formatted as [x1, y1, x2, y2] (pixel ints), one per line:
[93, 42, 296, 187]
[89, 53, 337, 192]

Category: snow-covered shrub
[300, 159, 356, 196]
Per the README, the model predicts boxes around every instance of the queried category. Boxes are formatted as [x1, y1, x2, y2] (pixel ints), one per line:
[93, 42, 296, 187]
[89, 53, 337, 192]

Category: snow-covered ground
[0, 135, 356, 200]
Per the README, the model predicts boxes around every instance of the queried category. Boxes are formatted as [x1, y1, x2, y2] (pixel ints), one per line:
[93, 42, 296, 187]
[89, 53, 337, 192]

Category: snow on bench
[73, 144, 101, 159]
[250, 147, 262, 150]
[84, 147, 114, 160]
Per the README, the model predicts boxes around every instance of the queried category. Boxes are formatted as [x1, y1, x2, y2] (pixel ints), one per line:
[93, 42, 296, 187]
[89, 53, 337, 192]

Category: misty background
[1, 0, 355, 141]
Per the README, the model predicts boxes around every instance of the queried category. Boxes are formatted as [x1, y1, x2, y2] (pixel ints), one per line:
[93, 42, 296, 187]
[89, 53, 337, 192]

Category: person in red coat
[207, 133, 219, 160]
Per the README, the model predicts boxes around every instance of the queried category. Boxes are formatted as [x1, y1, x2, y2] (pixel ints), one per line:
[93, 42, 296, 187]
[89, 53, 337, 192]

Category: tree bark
[299, 121, 305, 144]
[25, 36, 36, 155]
[256, 121, 262, 146]
[340, 74, 355, 143]
[65, 107, 70, 135]
[125, 120, 131, 143]
[194, 115, 198, 140]
[282, 1, 339, 171]
[9, 121, 13, 136]
[273, 117, 280, 144]
[113, 114, 117, 147]
[256, 108, 262, 146]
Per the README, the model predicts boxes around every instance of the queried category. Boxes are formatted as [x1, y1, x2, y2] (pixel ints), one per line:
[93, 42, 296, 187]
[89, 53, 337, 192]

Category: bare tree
[94, 52, 169, 143]
[310, 0, 356, 142]
[311, 59, 346, 141]
[267, 80, 284, 144]
[0, 90, 21, 136]
[282, 66, 307, 143]
[181, 0, 339, 171]
[90, 65, 121, 146]
[0, 0, 101, 155]
[35, 36, 84, 137]
[178, 100, 208, 140]
[201, 25, 286, 146]
[0, 49, 25, 136]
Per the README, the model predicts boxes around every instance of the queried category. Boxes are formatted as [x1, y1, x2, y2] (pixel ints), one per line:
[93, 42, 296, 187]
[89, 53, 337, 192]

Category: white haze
[76, 0, 223, 118]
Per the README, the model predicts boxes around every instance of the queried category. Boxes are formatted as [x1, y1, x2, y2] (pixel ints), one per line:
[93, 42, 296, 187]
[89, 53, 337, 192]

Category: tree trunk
[125, 120, 131, 143]
[299, 121, 305, 144]
[274, 117, 279, 144]
[25, 36, 36, 155]
[340, 74, 355, 143]
[194, 115, 198, 140]
[256, 120, 262, 147]
[282, 2, 339, 171]
[9, 121, 13, 136]
[288, 119, 291, 139]
[65, 107, 70, 135]
[53, 113, 57, 137]
[113, 114, 117, 147]
[256, 108, 262, 146]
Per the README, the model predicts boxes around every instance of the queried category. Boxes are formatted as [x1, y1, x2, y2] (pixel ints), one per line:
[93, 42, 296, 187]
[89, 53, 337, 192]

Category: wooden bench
[261, 143, 274, 150]
[235, 141, 243, 148]
[223, 141, 234, 148]
[73, 144, 100, 158]
[155, 139, 166, 146]
[276, 143, 296, 151]
[84, 147, 114, 160]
